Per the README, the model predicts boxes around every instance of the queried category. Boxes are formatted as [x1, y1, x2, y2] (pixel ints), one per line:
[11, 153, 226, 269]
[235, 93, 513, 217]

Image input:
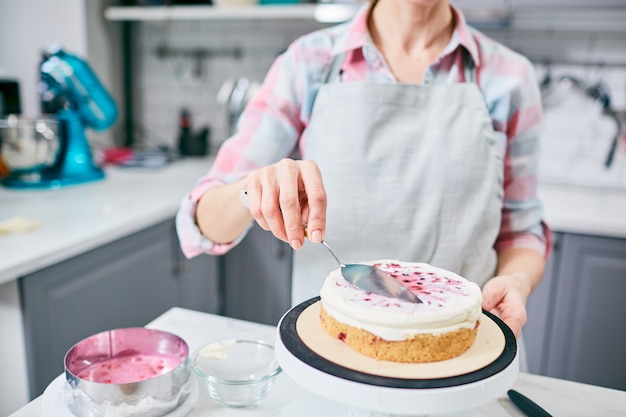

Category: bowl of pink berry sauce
[64, 328, 191, 417]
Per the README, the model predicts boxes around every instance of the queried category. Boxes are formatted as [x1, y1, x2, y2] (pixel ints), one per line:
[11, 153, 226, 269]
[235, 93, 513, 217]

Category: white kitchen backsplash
[537, 64, 626, 190]
[132, 15, 626, 188]
[134, 19, 325, 153]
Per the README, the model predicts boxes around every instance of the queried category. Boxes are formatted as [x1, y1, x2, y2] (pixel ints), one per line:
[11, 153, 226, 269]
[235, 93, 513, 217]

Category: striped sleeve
[479, 41, 552, 258]
[174, 36, 318, 258]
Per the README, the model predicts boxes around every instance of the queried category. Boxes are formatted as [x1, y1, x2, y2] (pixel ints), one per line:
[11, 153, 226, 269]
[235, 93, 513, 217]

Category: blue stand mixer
[0, 46, 117, 189]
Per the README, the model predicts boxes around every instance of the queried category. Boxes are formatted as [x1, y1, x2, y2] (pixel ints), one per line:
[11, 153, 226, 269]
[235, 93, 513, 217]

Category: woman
[177, 0, 551, 340]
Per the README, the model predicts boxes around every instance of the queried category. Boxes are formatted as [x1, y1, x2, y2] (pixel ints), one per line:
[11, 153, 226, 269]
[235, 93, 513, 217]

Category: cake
[319, 260, 482, 363]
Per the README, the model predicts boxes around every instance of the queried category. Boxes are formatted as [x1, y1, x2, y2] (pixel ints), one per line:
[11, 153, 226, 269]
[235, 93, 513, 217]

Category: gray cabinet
[220, 223, 292, 326]
[19, 219, 219, 399]
[524, 232, 626, 391]
[524, 232, 561, 375]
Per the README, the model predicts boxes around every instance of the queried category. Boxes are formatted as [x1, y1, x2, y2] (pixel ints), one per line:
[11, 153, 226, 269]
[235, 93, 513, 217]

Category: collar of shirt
[331, 3, 481, 68]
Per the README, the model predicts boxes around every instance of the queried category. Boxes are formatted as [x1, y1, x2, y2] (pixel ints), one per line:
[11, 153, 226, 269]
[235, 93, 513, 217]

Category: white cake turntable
[275, 297, 518, 417]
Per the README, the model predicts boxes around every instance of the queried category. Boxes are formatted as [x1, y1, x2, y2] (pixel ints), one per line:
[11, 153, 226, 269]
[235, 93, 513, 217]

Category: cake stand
[275, 297, 518, 417]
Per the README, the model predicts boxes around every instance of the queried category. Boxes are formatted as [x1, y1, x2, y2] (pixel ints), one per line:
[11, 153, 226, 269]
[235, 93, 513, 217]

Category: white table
[10, 307, 626, 417]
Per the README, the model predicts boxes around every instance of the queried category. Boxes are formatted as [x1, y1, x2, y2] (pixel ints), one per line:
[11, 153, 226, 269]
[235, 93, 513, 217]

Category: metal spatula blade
[341, 263, 423, 304]
[319, 241, 422, 304]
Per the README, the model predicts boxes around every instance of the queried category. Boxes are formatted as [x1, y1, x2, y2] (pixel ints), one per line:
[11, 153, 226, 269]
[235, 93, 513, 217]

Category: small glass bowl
[190, 339, 282, 408]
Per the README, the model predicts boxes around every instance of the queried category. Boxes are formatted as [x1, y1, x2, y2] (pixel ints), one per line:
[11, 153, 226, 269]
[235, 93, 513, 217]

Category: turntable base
[275, 297, 518, 416]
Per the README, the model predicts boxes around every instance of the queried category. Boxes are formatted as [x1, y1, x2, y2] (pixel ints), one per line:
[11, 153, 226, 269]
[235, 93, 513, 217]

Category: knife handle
[507, 389, 553, 417]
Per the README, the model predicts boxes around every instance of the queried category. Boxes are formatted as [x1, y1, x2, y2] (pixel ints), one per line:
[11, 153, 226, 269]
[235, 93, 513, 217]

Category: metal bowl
[0, 114, 60, 172]
[64, 328, 192, 417]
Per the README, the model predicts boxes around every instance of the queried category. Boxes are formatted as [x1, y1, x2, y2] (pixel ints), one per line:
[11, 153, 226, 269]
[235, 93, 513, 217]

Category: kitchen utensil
[306, 228, 422, 304]
[190, 339, 281, 408]
[64, 327, 192, 417]
[507, 389, 553, 417]
[1, 46, 117, 189]
[0, 115, 60, 171]
[0, 79, 21, 116]
[237, 189, 421, 304]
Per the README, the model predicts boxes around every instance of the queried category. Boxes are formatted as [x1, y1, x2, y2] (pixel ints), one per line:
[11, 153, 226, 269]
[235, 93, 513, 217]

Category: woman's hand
[481, 274, 530, 339]
[483, 247, 546, 339]
[245, 158, 327, 250]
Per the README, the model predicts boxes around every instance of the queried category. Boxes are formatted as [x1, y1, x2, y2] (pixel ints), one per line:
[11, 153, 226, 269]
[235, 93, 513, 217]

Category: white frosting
[319, 260, 482, 341]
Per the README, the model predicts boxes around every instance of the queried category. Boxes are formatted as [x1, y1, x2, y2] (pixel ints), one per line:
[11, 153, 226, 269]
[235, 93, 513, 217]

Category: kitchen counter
[538, 183, 626, 239]
[9, 306, 626, 417]
[0, 157, 213, 286]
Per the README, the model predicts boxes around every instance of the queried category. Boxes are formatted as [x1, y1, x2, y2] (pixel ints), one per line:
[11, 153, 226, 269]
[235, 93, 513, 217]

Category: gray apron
[292, 51, 504, 305]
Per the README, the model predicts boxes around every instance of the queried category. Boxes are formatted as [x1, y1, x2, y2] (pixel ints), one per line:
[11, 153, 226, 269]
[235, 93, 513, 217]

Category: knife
[507, 389, 553, 417]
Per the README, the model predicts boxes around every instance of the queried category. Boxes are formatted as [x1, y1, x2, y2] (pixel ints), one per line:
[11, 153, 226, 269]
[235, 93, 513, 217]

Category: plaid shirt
[177, 3, 552, 259]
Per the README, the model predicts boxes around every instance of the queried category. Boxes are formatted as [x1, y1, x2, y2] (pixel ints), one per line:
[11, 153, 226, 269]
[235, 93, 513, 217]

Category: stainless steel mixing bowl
[64, 328, 192, 417]
[0, 114, 60, 172]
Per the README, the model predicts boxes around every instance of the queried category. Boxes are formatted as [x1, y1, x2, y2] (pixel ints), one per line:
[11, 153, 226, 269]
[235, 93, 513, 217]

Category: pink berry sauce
[338, 262, 473, 309]
[76, 353, 182, 384]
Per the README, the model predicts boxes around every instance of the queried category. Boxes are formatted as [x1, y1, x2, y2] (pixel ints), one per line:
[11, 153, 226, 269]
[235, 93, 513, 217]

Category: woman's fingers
[299, 161, 326, 243]
[245, 159, 326, 249]
[259, 163, 288, 241]
[482, 275, 527, 339]
[276, 160, 306, 249]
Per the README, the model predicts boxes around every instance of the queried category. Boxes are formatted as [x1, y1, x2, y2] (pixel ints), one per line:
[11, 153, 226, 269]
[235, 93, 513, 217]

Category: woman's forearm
[195, 177, 253, 244]
[496, 247, 546, 300]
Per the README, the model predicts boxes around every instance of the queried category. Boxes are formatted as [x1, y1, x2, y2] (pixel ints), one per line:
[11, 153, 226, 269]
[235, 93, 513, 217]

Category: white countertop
[0, 158, 212, 285]
[9, 307, 626, 417]
[538, 183, 626, 239]
[1, 158, 626, 286]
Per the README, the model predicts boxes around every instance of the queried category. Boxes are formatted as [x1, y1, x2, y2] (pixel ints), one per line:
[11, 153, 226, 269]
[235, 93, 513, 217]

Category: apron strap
[324, 53, 347, 84]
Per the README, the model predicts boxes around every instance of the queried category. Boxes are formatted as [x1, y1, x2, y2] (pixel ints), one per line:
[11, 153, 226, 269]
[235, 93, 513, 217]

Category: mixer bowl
[64, 328, 192, 417]
[0, 114, 60, 172]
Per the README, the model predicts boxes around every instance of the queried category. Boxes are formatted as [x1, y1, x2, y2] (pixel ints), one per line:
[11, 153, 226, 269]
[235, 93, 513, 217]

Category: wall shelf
[104, 4, 359, 23]
[105, 4, 626, 32]
[104, 4, 511, 27]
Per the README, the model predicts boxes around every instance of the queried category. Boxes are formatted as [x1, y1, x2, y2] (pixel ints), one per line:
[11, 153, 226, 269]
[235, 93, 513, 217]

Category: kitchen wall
[129, 5, 626, 189]
[132, 18, 326, 152]
[0, 0, 88, 116]
[482, 9, 626, 189]
[0, 0, 123, 147]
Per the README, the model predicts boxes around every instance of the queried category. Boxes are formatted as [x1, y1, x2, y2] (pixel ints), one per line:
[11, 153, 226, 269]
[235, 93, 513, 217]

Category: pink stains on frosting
[342, 262, 473, 309]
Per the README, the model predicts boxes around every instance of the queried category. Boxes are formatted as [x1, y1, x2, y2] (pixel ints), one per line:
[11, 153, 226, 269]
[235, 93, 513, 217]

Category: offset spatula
[311, 231, 423, 304]
[239, 190, 421, 304]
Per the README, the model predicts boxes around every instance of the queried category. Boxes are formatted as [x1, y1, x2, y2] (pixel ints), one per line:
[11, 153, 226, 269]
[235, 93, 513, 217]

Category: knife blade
[507, 389, 553, 417]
